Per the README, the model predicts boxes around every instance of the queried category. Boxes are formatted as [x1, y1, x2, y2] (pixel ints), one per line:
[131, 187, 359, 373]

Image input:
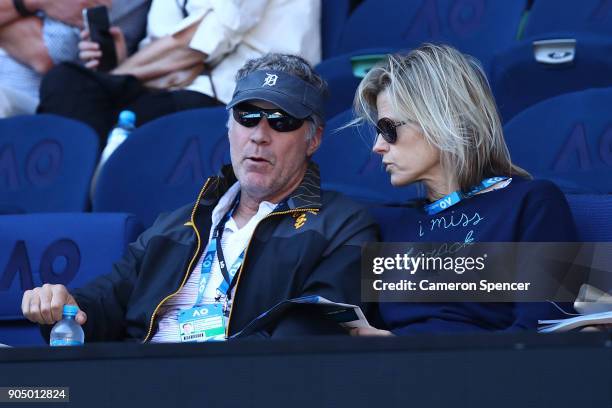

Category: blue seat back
[523, 0, 612, 38]
[0, 213, 142, 346]
[566, 194, 612, 242]
[92, 107, 230, 228]
[0, 114, 98, 214]
[337, 0, 527, 71]
[321, 0, 351, 59]
[315, 109, 418, 204]
[503, 87, 612, 194]
[491, 34, 612, 122]
[566, 193, 612, 292]
[316, 47, 398, 120]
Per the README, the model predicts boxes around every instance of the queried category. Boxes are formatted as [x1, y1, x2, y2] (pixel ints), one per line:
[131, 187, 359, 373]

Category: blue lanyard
[424, 177, 509, 215]
[195, 196, 244, 305]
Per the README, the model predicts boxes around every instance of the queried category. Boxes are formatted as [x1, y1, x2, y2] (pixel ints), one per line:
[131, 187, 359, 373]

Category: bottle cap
[118, 110, 136, 127]
[62, 305, 79, 317]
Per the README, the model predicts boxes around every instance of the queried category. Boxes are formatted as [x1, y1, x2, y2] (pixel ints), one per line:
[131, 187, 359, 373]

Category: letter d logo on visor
[263, 73, 278, 87]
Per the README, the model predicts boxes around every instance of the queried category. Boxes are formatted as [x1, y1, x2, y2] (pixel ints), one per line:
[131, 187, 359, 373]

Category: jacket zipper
[142, 182, 319, 342]
[142, 177, 212, 343]
[224, 207, 319, 338]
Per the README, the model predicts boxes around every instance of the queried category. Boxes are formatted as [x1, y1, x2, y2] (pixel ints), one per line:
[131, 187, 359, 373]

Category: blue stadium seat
[92, 107, 230, 228]
[491, 34, 612, 123]
[0, 213, 142, 347]
[503, 87, 612, 194]
[336, 0, 528, 72]
[0, 114, 98, 214]
[566, 194, 612, 292]
[316, 47, 398, 120]
[321, 0, 351, 59]
[566, 194, 612, 242]
[315, 109, 418, 204]
[523, 0, 612, 38]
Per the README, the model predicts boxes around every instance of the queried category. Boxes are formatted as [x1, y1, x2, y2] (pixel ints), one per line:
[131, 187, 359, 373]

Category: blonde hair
[354, 43, 530, 192]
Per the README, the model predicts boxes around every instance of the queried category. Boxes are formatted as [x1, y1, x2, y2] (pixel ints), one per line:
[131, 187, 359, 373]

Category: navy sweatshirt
[378, 177, 578, 334]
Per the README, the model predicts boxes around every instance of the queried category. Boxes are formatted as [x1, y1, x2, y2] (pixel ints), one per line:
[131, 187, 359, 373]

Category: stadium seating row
[1, 193, 611, 346]
[1, 87, 611, 226]
[322, 0, 612, 60]
[2, 0, 612, 345]
[318, 0, 612, 120]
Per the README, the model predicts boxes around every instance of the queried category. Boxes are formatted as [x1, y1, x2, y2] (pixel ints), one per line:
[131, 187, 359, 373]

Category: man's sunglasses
[376, 117, 407, 144]
[232, 103, 306, 132]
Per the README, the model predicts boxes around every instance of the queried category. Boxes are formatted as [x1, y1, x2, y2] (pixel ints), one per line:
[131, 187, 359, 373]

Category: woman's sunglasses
[376, 117, 407, 144]
[232, 103, 306, 132]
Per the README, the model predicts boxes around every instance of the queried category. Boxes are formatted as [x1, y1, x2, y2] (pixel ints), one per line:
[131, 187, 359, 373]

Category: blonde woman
[352, 44, 578, 335]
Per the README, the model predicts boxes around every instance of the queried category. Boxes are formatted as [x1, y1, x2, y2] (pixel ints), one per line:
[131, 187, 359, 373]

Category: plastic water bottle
[50, 305, 84, 347]
[90, 110, 136, 197]
[100, 110, 136, 163]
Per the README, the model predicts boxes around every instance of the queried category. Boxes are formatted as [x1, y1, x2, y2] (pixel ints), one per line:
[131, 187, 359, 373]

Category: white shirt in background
[143, 0, 322, 103]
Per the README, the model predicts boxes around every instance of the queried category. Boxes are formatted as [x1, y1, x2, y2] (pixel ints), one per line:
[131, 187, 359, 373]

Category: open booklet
[538, 311, 612, 333]
[230, 295, 372, 339]
[538, 284, 612, 333]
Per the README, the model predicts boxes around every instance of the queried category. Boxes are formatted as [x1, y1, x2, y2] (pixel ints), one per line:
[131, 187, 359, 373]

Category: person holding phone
[349, 44, 578, 336]
[0, 0, 149, 117]
[37, 0, 322, 144]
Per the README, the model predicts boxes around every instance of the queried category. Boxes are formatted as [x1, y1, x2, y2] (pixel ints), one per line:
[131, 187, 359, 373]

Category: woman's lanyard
[195, 195, 244, 306]
[424, 177, 510, 216]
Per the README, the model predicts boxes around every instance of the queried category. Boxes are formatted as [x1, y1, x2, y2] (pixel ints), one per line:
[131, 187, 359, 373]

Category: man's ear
[306, 127, 323, 157]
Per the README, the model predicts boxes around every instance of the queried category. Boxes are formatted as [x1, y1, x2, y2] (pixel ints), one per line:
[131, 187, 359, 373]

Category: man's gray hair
[232, 53, 327, 141]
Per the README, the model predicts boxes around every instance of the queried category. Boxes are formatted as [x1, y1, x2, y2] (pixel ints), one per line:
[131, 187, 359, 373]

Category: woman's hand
[350, 327, 395, 337]
[78, 27, 127, 69]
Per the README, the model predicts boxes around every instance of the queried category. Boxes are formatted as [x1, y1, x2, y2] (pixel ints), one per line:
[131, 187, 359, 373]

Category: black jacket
[44, 163, 378, 342]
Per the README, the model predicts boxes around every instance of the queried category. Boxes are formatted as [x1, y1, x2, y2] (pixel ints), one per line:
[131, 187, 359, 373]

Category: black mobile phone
[83, 6, 117, 72]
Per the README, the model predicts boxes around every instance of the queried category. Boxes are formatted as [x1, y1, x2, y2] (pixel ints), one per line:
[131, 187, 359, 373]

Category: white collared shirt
[150, 182, 276, 343]
[142, 0, 321, 102]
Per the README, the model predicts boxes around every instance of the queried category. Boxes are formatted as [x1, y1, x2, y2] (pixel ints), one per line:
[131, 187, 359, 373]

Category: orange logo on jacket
[294, 213, 307, 229]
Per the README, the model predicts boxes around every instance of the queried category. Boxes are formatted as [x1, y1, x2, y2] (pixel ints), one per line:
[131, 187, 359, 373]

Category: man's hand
[22, 284, 87, 325]
[78, 26, 127, 69]
[580, 324, 612, 332]
[0, 16, 52, 73]
[26, 0, 112, 27]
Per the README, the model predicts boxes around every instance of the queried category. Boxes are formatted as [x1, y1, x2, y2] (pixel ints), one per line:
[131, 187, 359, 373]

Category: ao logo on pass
[192, 308, 210, 318]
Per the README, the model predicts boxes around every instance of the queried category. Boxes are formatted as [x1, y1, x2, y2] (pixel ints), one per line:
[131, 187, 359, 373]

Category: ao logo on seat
[404, 0, 486, 38]
[0, 240, 80, 292]
[0, 140, 63, 190]
[553, 124, 612, 171]
[166, 137, 230, 185]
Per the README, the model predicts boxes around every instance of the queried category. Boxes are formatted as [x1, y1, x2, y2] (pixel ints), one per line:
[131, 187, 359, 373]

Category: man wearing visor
[23, 53, 378, 342]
